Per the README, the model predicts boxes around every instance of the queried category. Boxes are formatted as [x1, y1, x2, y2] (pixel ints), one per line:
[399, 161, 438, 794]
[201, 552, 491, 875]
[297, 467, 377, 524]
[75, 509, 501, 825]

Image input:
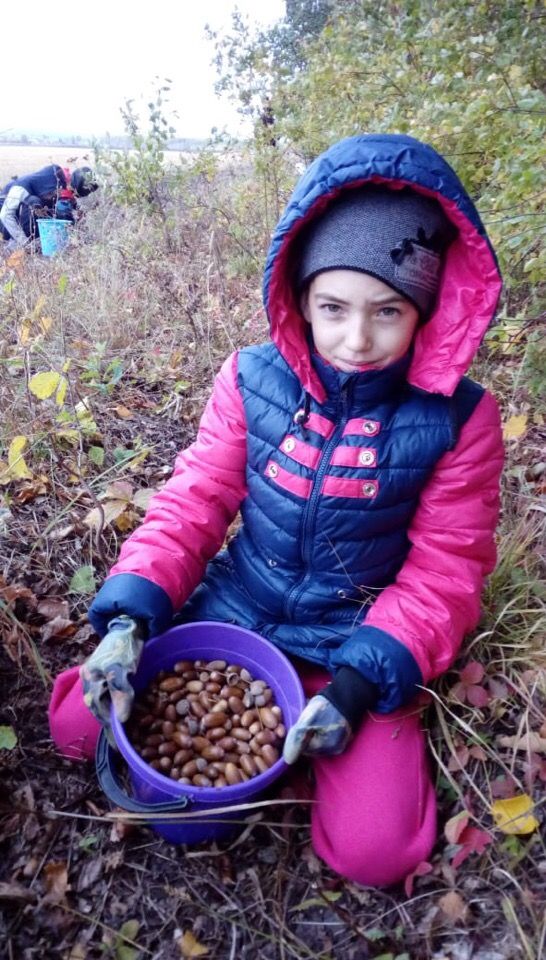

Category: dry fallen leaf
[491, 794, 539, 835]
[76, 856, 103, 893]
[499, 732, 546, 754]
[502, 413, 527, 440]
[42, 860, 69, 903]
[115, 404, 134, 419]
[48, 523, 75, 541]
[104, 480, 134, 500]
[115, 508, 139, 532]
[66, 943, 87, 960]
[84, 499, 128, 530]
[133, 487, 159, 511]
[37, 598, 70, 621]
[444, 811, 469, 845]
[438, 890, 468, 923]
[41, 616, 77, 642]
[6, 436, 33, 481]
[178, 930, 209, 957]
[0, 881, 36, 903]
[13, 478, 48, 503]
[110, 813, 135, 843]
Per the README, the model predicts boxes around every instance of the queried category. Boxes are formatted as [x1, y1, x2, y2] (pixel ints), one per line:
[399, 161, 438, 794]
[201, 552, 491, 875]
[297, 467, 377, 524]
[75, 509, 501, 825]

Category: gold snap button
[362, 482, 376, 497]
[268, 463, 278, 478]
[359, 450, 375, 466]
[284, 437, 296, 453]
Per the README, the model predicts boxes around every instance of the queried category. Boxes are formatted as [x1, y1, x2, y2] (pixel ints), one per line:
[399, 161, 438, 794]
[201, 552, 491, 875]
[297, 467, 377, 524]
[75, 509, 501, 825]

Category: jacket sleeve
[331, 390, 504, 712]
[89, 353, 248, 636]
[0, 185, 30, 246]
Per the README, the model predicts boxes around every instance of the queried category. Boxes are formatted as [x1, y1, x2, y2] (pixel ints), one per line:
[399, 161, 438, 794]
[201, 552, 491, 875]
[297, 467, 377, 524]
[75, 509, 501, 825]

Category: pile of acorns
[127, 659, 286, 788]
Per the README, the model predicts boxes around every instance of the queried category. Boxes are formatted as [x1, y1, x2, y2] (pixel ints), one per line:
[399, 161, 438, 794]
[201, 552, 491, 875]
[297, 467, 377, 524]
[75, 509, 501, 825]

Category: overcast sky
[2, 0, 285, 139]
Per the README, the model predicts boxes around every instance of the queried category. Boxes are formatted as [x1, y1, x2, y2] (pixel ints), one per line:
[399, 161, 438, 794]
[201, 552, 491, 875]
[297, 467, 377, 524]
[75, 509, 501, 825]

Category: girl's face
[301, 270, 420, 372]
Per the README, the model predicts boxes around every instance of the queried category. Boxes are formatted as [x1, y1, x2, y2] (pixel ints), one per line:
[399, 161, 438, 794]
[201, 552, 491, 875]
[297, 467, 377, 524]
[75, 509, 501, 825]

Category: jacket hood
[263, 134, 502, 400]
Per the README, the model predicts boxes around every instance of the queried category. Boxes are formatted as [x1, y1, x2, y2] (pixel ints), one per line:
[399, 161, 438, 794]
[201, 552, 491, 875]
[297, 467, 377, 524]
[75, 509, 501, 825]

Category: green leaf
[69, 565, 96, 595]
[321, 889, 342, 902]
[57, 274, 68, 294]
[0, 725, 18, 750]
[364, 927, 386, 942]
[290, 897, 325, 912]
[116, 919, 140, 960]
[88, 446, 105, 467]
[113, 446, 136, 465]
[78, 834, 99, 851]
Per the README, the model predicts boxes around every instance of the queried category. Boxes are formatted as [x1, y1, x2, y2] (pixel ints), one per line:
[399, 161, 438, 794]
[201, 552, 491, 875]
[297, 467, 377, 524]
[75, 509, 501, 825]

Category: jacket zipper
[284, 381, 352, 619]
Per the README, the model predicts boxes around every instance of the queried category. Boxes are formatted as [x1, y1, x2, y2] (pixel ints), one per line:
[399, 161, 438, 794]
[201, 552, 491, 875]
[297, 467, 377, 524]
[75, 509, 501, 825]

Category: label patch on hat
[393, 242, 440, 293]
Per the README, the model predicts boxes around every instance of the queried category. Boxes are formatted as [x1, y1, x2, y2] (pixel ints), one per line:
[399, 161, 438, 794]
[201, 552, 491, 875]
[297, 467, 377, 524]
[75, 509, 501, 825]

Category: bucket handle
[96, 731, 191, 813]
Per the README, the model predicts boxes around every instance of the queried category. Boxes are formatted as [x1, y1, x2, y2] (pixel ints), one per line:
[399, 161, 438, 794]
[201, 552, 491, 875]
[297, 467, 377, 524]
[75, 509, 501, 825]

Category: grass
[0, 154, 545, 959]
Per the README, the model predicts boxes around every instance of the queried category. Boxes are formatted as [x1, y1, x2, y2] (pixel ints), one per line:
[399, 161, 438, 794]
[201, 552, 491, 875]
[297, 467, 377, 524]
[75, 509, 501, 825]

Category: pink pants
[49, 662, 436, 887]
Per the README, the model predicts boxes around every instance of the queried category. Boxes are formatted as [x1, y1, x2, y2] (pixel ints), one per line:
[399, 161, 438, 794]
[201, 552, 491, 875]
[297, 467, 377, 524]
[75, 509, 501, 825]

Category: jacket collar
[311, 349, 412, 407]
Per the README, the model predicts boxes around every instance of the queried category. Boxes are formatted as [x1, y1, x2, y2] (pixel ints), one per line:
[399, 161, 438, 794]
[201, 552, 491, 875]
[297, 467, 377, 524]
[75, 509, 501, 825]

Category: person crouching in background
[0, 164, 67, 250]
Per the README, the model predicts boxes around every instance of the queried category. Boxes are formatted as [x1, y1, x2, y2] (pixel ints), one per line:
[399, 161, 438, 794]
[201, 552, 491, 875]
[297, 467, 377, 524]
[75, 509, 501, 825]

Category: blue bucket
[37, 218, 72, 257]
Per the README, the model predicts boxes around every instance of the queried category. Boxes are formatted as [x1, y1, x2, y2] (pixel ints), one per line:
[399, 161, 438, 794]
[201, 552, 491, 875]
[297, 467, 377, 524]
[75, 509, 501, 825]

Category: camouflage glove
[80, 615, 145, 725]
[282, 666, 379, 764]
[282, 695, 352, 764]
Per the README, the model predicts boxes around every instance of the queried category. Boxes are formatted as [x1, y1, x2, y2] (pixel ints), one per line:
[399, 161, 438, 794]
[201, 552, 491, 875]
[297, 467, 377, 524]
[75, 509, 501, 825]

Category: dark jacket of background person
[0, 164, 67, 247]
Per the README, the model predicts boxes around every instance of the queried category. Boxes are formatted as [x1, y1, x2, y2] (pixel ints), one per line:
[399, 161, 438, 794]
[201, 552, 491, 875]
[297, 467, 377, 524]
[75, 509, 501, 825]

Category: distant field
[0, 144, 191, 184]
[0, 145, 94, 183]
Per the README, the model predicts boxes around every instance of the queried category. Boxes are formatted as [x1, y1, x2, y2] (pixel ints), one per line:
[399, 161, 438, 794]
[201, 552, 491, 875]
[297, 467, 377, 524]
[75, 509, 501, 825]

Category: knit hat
[71, 167, 98, 197]
[296, 186, 457, 317]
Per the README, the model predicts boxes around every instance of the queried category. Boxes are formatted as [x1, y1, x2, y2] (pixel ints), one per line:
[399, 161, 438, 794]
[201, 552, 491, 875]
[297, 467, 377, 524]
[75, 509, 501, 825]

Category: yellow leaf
[55, 429, 80, 444]
[19, 319, 32, 345]
[39, 315, 54, 335]
[503, 414, 527, 440]
[19, 314, 54, 345]
[29, 371, 61, 400]
[31, 295, 47, 320]
[492, 794, 539, 835]
[178, 930, 209, 957]
[8, 436, 33, 480]
[115, 509, 138, 532]
[128, 447, 151, 471]
[55, 376, 68, 407]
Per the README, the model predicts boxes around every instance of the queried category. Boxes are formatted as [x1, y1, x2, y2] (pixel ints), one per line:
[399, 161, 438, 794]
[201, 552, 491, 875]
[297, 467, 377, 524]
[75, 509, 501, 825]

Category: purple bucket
[100, 622, 306, 844]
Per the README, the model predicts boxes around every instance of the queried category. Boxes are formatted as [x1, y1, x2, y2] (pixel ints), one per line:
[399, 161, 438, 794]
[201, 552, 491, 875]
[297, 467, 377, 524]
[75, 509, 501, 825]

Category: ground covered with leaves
[0, 164, 545, 959]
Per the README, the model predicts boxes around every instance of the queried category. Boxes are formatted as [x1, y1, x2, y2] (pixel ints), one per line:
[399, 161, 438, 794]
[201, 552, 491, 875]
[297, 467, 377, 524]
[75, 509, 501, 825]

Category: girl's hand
[80, 616, 145, 725]
[282, 695, 352, 764]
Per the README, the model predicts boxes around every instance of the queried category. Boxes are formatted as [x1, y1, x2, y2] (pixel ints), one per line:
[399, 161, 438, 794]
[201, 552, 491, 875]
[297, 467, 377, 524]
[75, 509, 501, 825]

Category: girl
[50, 133, 504, 887]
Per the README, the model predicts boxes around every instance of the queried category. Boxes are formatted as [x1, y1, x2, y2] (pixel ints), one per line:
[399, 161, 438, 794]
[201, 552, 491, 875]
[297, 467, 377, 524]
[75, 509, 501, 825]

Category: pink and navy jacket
[89, 134, 504, 713]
